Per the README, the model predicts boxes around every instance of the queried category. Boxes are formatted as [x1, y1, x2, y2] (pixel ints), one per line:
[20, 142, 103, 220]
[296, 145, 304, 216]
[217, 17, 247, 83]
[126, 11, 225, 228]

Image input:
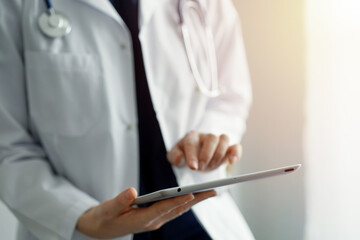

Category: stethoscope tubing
[178, 0, 221, 97]
[45, 0, 52, 9]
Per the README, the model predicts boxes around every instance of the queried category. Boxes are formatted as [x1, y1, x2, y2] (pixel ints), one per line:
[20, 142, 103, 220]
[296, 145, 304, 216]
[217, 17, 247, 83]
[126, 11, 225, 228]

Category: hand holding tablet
[133, 164, 301, 205]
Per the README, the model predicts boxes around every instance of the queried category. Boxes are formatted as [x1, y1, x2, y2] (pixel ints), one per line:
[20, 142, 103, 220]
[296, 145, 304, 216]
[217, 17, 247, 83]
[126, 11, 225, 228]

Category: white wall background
[304, 0, 360, 239]
[0, 1, 306, 239]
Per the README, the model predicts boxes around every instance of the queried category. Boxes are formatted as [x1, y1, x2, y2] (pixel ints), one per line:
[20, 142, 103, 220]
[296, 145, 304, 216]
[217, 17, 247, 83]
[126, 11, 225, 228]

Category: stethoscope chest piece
[38, 11, 71, 38]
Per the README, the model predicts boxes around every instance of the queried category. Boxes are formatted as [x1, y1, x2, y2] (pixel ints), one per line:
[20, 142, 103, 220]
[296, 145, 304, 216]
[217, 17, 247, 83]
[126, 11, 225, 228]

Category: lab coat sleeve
[197, 0, 252, 145]
[0, 2, 99, 240]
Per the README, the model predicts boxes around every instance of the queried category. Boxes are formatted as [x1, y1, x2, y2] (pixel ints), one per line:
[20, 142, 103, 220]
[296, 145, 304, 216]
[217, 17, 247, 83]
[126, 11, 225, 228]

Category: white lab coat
[0, 0, 253, 239]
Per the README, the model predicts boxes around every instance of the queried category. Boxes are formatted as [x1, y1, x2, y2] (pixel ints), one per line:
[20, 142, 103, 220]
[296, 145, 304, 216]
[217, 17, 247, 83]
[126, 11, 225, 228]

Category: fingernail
[231, 156, 238, 163]
[210, 160, 219, 168]
[126, 189, 134, 200]
[199, 162, 205, 170]
[210, 190, 217, 197]
[186, 194, 195, 202]
[179, 194, 194, 205]
[192, 161, 198, 170]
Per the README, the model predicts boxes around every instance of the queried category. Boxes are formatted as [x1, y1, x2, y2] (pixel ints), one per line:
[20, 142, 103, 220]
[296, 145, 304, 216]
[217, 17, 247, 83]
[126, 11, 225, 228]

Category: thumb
[99, 188, 138, 219]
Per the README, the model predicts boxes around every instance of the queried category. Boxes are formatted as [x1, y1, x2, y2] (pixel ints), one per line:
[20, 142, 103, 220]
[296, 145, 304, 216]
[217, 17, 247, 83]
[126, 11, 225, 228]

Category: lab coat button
[127, 124, 133, 130]
[121, 43, 127, 50]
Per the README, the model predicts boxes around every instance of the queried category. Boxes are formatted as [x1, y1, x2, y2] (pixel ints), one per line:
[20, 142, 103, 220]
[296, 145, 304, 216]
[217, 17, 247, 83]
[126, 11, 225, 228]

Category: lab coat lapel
[139, 0, 166, 31]
[74, 0, 125, 27]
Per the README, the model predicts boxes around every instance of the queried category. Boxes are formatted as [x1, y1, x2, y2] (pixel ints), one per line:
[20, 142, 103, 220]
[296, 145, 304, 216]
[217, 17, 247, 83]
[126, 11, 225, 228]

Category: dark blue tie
[110, 1, 211, 239]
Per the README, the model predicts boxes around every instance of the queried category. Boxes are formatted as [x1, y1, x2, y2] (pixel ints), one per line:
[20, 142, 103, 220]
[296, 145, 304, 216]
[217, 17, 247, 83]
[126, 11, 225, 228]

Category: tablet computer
[132, 163, 301, 205]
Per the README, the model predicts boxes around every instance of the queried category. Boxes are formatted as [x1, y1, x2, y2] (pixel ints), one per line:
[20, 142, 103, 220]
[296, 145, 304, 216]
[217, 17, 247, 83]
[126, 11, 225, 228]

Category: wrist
[76, 207, 100, 238]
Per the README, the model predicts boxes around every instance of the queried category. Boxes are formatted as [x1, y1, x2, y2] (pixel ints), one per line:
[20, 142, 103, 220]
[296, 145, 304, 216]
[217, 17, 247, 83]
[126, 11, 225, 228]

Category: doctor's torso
[1, 0, 254, 239]
[22, 0, 209, 196]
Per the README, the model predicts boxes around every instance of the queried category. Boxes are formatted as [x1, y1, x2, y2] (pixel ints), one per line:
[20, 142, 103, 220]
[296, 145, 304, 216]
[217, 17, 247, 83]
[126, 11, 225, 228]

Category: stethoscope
[38, 0, 71, 38]
[38, 0, 221, 98]
[178, 0, 221, 97]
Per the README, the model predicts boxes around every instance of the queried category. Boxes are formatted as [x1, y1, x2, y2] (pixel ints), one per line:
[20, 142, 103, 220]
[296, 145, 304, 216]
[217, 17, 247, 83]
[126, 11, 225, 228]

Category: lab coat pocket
[25, 51, 104, 136]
